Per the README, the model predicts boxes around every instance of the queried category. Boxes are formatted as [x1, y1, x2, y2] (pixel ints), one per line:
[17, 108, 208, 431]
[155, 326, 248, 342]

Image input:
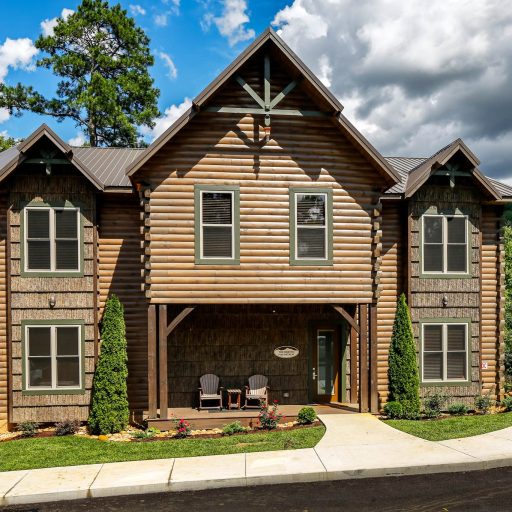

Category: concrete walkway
[2, 413, 512, 506]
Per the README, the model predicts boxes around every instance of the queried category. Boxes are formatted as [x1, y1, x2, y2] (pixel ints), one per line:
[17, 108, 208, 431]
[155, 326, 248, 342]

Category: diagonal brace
[235, 75, 265, 108]
[270, 78, 302, 109]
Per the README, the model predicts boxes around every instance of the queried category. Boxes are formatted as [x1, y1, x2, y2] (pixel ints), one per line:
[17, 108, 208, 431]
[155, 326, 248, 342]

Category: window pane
[447, 217, 466, 244]
[56, 240, 79, 270]
[297, 194, 326, 226]
[202, 193, 232, 225]
[424, 353, 443, 380]
[202, 226, 232, 258]
[447, 245, 467, 272]
[57, 327, 79, 356]
[424, 325, 442, 351]
[317, 331, 334, 395]
[424, 217, 442, 243]
[447, 325, 466, 351]
[297, 227, 326, 259]
[424, 244, 443, 272]
[55, 209, 78, 238]
[27, 240, 51, 270]
[28, 327, 51, 356]
[57, 357, 80, 387]
[447, 352, 466, 379]
[27, 209, 50, 239]
[29, 357, 52, 387]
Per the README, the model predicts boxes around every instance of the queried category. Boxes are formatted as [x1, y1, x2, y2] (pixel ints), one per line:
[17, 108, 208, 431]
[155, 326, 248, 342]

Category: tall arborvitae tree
[0, 0, 159, 147]
[88, 295, 129, 434]
[504, 224, 512, 377]
[388, 293, 420, 417]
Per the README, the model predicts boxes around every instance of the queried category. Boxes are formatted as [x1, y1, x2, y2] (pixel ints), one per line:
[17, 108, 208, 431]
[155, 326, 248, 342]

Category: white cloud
[41, 8, 74, 37]
[272, 0, 512, 180]
[154, 13, 169, 27]
[0, 109, 10, 124]
[208, 0, 255, 46]
[0, 38, 39, 83]
[142, 97, 192, 140]
[158, 51, 178, 79]
[68, 132, 86, 146]
[129, 5, 146, 16]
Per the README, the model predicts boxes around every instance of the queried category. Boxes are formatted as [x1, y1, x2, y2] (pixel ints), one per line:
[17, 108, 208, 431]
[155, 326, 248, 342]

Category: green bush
[55, 419, 81, 436]
[383, 401, 403, 419]
[297, 406, 317, 425]
[423, 393, 447, 419]
[501, 396, 512, 412]
[222, 421, 247, 436]
[388, 294, 420, 418]
[448, 403, 469, 416]
[475, 394, 493, 414]
[88, 295, 129, 435]
[132, 427, 160, 439]
[17, 421, 39, 438]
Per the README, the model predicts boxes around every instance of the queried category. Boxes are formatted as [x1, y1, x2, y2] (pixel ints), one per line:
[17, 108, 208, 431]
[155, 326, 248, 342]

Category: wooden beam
[159, 305, 169, 420]
[166, 306, 195, 337]
[350, 322, 358, 404]
[234, 75, 265, 108]
[147, 304, 157, 419]
[332, 305, 359, 334]
[359, 304, 369, 413]
[204, 106, 331, 117]
[264, 54, 270, 109]
[269, 78, 301, 109]
[370, 304, 379, 413]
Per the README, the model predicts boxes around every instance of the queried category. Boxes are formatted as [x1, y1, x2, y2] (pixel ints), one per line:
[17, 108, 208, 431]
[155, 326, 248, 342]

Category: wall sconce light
[442, 295, 448, 308]
[49, 295, 56, 308]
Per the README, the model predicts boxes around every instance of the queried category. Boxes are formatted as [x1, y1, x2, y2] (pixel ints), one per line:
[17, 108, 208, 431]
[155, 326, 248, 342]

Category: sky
[0, 0, 511, 183]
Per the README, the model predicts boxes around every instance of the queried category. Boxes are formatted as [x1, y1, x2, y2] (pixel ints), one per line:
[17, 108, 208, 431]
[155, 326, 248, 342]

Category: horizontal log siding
[410, 183, 481, 404]
[0, 192, 7, 430]
[10, 170, 96, 422]
[98, 194, 147, 412]
[481, 206, 505, 397]
[376, 202, 403, 407]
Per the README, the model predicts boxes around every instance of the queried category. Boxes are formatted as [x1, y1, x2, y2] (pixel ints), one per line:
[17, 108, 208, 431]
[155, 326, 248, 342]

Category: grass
[384, 412, 512, 441]
[0, 425, 325, 472]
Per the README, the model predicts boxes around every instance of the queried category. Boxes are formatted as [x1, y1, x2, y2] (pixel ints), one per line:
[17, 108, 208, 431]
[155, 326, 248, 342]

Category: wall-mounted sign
[274, 346, 299, 359]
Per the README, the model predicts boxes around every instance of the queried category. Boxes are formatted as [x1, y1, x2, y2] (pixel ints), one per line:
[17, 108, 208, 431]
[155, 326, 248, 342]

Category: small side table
[226, 388, 242, 410]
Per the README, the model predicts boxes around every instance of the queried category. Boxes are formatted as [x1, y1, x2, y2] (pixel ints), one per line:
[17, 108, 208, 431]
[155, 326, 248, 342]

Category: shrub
[174, 419, 191, 438]
[502, 396, 512, 412]
[387, 294, 420, 418]
[297, 406, 317, 425]
[448, 403, 469, 416]
[88, 295, 129, 435]
[132, 427, 160, 439]
[423, 393, 447, 419]
[475, 393, 493, 414]
[55, 419, 81, 436]
[222, 421, 247, 436]
[17, 421, 39, 438]
[383, 401, 403, 419]
[259, 400, 282, 430]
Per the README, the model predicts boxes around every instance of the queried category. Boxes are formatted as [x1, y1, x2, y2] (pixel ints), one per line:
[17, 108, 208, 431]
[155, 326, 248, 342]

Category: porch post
[159, 305, 169, 420]
[358, 304, 369, 413]
[147, 304, 157, 418]
[369, 304, 379, 413]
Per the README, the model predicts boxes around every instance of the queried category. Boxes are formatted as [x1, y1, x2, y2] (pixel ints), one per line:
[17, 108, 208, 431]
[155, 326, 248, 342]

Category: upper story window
[195, 186, 240, 265]
[422, 215, 469, 275]
[24, 207, 80, 273]
[290, 188, 333, 266]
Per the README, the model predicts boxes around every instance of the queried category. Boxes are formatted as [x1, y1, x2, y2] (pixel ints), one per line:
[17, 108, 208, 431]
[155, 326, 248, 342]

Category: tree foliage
[88, 294, 129, 434]
[0, 134, 17, 152]
[388, 293, 420, 418]
[504, 223, 512, 376]
[0, 0, 159, 147]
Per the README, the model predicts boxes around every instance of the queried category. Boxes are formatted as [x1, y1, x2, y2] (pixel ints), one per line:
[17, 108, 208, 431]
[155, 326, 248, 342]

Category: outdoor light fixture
[49, 295, 56, 308]
[442, 295, 448, 308]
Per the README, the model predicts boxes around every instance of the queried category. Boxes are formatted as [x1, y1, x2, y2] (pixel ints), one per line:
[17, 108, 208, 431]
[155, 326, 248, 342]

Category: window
[195, 186, 240, 264]
[290, 189, 332, 265]
[421, 322, 468, 383]
[24, 207, 80, 273]
[24, 324, 82, 391]
[422, 215, 468, 275]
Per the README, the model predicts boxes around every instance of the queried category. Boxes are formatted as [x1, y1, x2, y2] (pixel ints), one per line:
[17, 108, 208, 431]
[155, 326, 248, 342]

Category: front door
[311, 327, 341, 403]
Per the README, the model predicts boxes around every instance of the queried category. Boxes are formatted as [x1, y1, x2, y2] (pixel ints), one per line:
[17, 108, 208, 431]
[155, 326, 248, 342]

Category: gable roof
[126, 28, 400, 186]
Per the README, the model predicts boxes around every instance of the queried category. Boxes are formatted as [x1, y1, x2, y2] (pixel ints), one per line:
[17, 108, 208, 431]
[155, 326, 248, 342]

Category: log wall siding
[481, 206, 505, 397]
[409, 183, 481, 404]
[0, 192, 7, 430]
[98, 194, 147, 412]
[9, 169, 96, 422]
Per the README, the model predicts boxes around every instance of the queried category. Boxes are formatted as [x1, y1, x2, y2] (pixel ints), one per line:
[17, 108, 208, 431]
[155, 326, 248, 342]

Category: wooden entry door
[311, 327, 341, 403]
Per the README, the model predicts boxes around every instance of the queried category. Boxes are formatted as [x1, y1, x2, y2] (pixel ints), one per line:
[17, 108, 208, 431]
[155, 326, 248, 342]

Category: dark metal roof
[384, 157, 427, 194]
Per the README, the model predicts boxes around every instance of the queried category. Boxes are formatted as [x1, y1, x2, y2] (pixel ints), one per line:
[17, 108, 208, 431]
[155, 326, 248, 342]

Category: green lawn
[0, 426, 325, 472]
[384, 412, 512, 441]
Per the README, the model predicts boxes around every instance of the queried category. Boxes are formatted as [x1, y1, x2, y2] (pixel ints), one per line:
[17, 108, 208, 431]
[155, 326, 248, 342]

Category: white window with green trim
[24, 206, 81, 273]
[421, 321, 469, 383]
[24, 323, 83, 391]
[422, 214, 469, 275]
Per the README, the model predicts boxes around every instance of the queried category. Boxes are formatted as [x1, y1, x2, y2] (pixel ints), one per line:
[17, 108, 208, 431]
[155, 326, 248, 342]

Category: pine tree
[388, 293, 420, 418]
[88, 294, 129, 434]
[0, 133, 17, 151]
[0, 0, 159, 147]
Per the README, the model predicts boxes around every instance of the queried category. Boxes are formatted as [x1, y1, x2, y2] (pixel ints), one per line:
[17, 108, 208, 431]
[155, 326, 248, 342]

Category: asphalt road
[2, 467, 512, 512]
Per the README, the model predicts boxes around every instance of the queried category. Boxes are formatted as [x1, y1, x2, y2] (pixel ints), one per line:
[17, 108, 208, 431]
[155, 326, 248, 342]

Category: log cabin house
[0, 28, 509, 430]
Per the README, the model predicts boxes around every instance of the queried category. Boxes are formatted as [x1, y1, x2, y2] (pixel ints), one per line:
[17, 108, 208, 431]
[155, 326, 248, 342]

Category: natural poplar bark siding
[0, 191, 7, 430]
[98, 194, 147, 412]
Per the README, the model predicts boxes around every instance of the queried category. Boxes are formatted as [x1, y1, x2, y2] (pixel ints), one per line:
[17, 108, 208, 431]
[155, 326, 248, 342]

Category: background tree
[388, 293, 420, 418]
[88, 294, 129, 435]
[0, 134, 17, 152]
[503, 215, 512, 380]
[0, 0, 159, 147]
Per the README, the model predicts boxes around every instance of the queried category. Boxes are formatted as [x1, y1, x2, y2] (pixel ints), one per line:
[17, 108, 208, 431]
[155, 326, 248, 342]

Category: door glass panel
[317, 330, 334, 395]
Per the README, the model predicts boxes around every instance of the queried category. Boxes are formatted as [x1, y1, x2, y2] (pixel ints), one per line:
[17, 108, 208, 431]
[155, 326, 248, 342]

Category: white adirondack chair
[198, 374, 223, 411]
[243, 374, 269, 409]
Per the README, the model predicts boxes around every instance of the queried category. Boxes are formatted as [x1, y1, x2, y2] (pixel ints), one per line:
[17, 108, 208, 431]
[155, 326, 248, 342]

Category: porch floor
[145, 403, 358, 430]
